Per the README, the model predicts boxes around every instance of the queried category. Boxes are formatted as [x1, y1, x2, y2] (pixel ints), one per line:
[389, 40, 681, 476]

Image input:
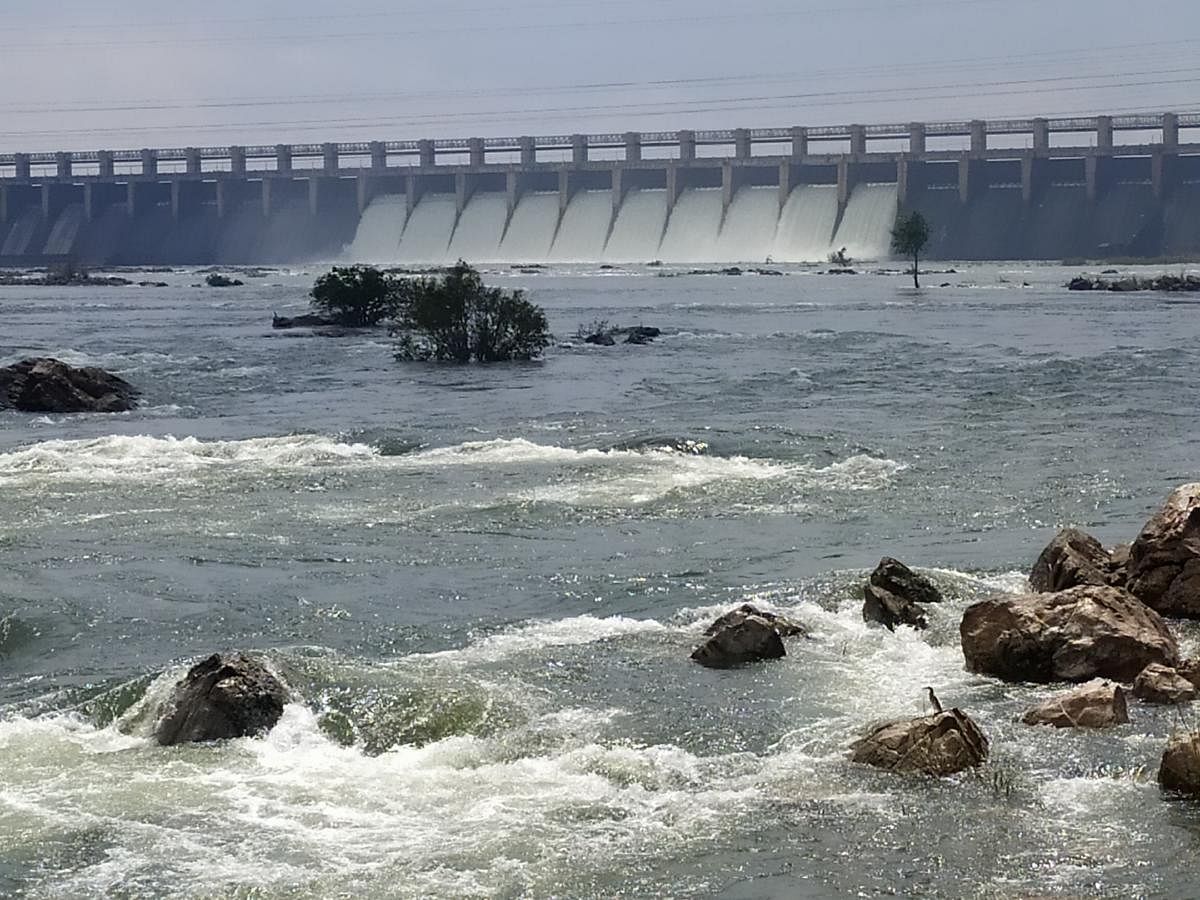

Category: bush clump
[310, 265, 402, 327]
[390, 261, 550, 362]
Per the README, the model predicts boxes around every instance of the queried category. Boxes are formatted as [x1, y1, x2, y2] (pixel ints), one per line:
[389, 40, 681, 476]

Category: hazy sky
[0, 0, 1197, 151]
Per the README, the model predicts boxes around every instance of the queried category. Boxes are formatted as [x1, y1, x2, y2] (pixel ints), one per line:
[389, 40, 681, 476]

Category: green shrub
[391, 261, 550, 363]
[310, 265, 401, 327]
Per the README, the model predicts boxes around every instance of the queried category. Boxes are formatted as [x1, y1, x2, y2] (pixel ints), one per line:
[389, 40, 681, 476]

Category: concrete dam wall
[1, 114, 1198, 266]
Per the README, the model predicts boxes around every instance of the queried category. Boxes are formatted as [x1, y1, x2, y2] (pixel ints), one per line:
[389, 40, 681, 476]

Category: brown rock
[849, 708, 989, 776]
[1030, 528, 1124, 592]
[870, 557, 943, 604]
[153, 653, 289, 746]
[1127, 484, 1200, 617]
[1021, 681, 1129, 728]
[0, 357, 137, 413]
[690, 615, 786, 668]
[863, 582, 928, 630]
[960, 585, 1179, 684]
[1177, 658, 1200, 690]
[703, 603, 808, 638]
[1159, 732, 1200, 795]
[1132, 663, 1197, 705]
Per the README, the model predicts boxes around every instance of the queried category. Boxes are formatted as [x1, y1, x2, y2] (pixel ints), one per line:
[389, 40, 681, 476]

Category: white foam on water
[420, 613, 672, 664]
[345, 194, 407, 262]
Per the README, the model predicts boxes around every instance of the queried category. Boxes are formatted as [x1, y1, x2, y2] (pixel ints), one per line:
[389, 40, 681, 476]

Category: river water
[2, 263, 1200, 898]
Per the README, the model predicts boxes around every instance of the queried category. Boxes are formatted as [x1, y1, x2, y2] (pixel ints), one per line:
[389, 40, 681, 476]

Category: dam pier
[1, 112, 1197, 264]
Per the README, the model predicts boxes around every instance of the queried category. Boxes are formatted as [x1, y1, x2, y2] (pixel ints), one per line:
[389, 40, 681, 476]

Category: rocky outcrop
[1021, 681, 1129, 728]
[0, 357, 137, 413]
[849, 708, 989, 776]
[703, 603, 808, 638]
[153, 653, 289, 746]
[1030, 528, 1126, 592]
[691, 614, 786, 668]
[1132, 663, 1197, 705]
[1068, 274, 1200, 293]
[1126, 484, 1200, 618]
[1159, 733, 1200, 795]
[272, 313, 338, 329]
[862, 558, 940, 630]
[960, 585, 1178, 684]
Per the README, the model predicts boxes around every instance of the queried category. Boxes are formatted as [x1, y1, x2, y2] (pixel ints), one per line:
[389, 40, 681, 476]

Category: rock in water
[863, 583, 928, 630]
[691, 615, 786, 668]
[153, 653, 289, 746]
[960, 585, 1178, 683]
[1127, 484, 1200, 618]
[0, 357, 137, 413]
[1030, 528, 1124, 592]
[703, 603, 809, 638]
[1021, 681, 1129, 728]
[1159, 733, 1200, 796]
[870, 557, 943, 604]
[1133, 663, 1198, 705]
[849, 708, 989, 776]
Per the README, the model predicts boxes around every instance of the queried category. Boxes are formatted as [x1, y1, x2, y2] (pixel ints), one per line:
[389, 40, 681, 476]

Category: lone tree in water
[391, 260, 551, 363]
[891, 211, 930, 289]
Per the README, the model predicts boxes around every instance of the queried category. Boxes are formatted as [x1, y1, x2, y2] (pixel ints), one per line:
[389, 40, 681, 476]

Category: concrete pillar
[958, 157, 973, 204]
[275, 144, 292, 175]
[356, 175, 371, 215]
[230, 146, 246, 176]
[778, 160, 792, 210]
[124, 182, 136, 217]
[370, 141, 387, 171]
[1032, 119, 1049, 155]
[322, 143, 339, 175]
[468, 138, 485, 167]
[897, 158, 909, 206]
[849, 124, 866, 157]
[1163, 112, 1179, 150]
[42, 184, 51, 218]
[405, 173, 422, 217]
[14, 153, 31, 180]
[1152, 151, 1174, 200]
[612, 168, 627, 214]
[0, 185, 7, 225]
[455, 172, 471, 214]
[1085, 156, 1100, 202]
[1096, 116, 1113, 151]
[558, 169, 573, 215]
[186, 148, 202, 176]
[624, 132, 641, 163]
[678, 130, 696, 161]
[733, 128, 751, 160]
[56, 152, 72, 179]
[418, 140, 435, 168]
[141, 149, 158, 177]
[83, 183, 95, 221]
[666, 163, 683, 214]
[909, 123, 926, 155]
[721, 161, 742, 215]
[969, 120, 987, 156]
[98, 151, 114, 178]
[171, 181, 182, 220]
[571, 134, 588, 164]
[837, 157, 853, 210]
[308, 178, 321, 217]
[506, 171, 521, 216]
[1021, 155, 1035, 205]
[518, 136, 536, 166]
[790, 126, 807, 158]
[262, 179, 273, 218]
[216, 181, 228, 219]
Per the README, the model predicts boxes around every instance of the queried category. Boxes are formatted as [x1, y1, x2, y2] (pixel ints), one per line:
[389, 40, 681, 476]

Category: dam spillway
[1, 113, 1199, 266]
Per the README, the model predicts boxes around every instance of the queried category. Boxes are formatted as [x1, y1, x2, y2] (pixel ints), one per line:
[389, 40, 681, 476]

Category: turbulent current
[3, 263, 1200, 897]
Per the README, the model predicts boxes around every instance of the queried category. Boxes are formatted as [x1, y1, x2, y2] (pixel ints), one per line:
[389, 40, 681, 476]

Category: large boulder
[1159, 733, 1200, 796]
[1021, 681, 1129, 728]
[703, 603, 808, 638]
[153, 653, 289, 746]
[1132, 663, 1197, 705]
[0, 357, 137, 413]
[691, 615, 785, 668]
[1030, 528, 1125, 592]
[960, 585, 1178, 684]
[849, 708, 988, 776]
[862, 557, 940, 631]
[1126, 484, 1200, 617]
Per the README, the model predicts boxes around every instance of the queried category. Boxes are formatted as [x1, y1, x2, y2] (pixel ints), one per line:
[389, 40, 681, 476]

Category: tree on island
[891, 211, 930, 289]
[310, 265, 403, 327]
[390, 261, 551, 363]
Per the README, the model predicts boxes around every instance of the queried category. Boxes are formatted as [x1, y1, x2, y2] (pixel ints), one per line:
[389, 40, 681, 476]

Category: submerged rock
[1133, 663, 1197, 705]
[0, 357, 137, 413]
[1159, 733, 1200, 796]
[960, 585, 1178, 684]
[272, 312, 339, 329]
[1021, 681, 1129, 728]
[1126, 484, 1200, 618]
[703, 603, 808, 638]
[862, 557, 940, 630]
[850, 708, 989, 776]
[153, 653, 289, 746]
[1030, 528, 1126, 592]
[690, 615, 786, 668]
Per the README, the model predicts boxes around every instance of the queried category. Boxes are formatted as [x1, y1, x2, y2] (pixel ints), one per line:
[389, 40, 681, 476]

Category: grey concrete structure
[1, 112, 1198, 264]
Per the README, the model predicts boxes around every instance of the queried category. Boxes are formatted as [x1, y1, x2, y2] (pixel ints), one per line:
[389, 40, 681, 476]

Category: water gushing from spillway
[345, 183, 903, 264]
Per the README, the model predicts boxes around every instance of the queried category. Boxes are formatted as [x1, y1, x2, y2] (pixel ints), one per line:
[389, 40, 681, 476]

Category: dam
[1, 113, 1197, 266]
